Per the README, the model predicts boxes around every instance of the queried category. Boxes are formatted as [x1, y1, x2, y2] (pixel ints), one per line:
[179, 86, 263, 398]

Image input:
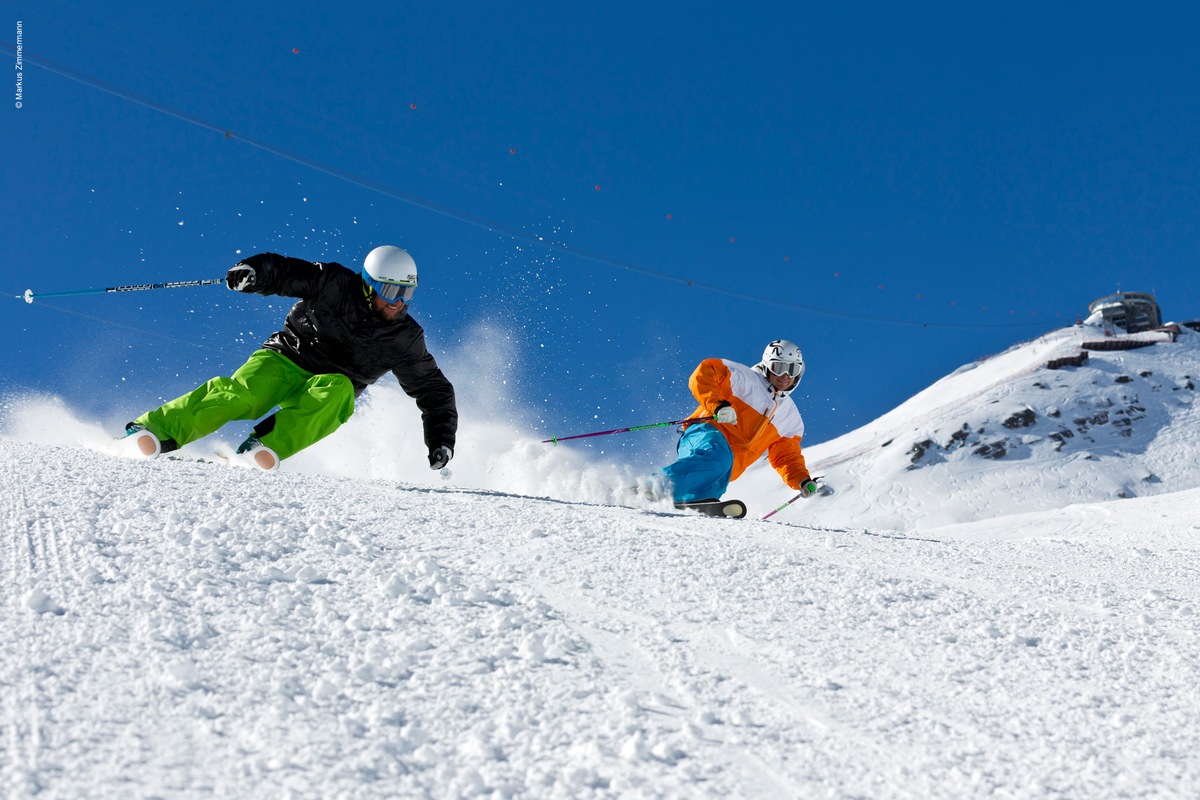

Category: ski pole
[22, 278, 225, 304]
[542, 416, 716, 445]
[761, 476, 824, 520]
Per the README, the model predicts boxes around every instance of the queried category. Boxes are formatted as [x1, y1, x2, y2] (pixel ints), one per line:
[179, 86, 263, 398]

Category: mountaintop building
[1086, 291, 1162, 333]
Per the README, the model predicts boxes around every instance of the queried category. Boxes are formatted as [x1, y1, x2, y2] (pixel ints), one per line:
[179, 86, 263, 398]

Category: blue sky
[4, 2, 1199, 466]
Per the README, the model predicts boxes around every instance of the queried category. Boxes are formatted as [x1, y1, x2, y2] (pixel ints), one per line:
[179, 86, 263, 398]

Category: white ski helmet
[757, 339, 805, 384]
[362, 245, 418, 303]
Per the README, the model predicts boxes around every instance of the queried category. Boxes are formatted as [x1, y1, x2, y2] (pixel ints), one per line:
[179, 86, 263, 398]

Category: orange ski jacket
[685, 358, 810, 488]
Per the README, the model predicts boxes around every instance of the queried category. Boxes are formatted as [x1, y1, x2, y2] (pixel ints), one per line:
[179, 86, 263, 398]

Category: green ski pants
[136, 349, 355, 461]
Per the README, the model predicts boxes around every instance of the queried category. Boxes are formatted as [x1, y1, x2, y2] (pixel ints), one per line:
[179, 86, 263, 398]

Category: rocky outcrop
[905, 399, 1150, 468]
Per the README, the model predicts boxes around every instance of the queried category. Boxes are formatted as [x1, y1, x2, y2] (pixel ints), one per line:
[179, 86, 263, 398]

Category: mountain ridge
[734, 321, 1200, 529]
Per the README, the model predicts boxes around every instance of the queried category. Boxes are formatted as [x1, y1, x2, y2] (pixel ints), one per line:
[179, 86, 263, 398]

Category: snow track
[2, 437, 1200, 797]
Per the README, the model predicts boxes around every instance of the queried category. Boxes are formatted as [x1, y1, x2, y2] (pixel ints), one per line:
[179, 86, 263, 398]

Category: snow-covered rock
[738, 323, 1200, 530]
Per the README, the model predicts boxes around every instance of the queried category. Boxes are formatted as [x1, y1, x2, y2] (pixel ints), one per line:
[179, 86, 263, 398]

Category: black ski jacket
[235, 252, 457, 451]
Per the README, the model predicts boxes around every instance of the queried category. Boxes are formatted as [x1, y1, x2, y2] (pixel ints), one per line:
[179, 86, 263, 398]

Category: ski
[673, 499, 747, 519]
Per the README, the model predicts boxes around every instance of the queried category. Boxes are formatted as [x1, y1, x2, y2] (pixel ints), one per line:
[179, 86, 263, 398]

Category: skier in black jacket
[125, 246, 457, 471]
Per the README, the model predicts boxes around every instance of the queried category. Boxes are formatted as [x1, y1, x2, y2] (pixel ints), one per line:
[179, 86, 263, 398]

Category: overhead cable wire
[3, 44, 1056, 331]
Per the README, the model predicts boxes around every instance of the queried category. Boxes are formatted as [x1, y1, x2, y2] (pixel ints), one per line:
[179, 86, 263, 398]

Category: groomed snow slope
[4, 434, 1199, 799]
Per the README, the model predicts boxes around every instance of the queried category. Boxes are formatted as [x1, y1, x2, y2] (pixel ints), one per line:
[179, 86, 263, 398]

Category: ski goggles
[364, 274, 416, 304]
[766, 360, 803, 378]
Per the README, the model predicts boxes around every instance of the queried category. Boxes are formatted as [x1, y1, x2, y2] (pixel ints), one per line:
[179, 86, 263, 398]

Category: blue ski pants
[660, 423, 735, 503]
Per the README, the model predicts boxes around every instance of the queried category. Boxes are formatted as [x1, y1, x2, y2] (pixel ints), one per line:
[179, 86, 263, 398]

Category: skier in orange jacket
[660, 339, 818, 505]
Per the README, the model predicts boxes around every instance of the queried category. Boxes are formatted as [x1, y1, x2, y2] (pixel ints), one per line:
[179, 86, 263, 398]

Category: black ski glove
[428, 445, 453, 470]
[226, 264, 256, 292]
